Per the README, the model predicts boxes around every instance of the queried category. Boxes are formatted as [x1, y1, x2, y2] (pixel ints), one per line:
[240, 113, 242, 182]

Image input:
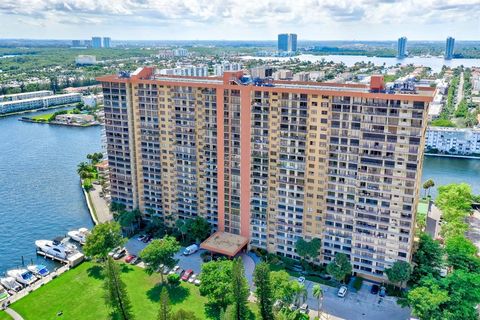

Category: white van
[183, 244, 199, 255]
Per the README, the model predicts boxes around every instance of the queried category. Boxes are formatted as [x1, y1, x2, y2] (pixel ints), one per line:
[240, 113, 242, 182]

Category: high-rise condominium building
[278, 33, 297, 52]
[397, 37, 407, 58]
[103, 37, 111, 48]
[92, 37, 102, 48]
[98, 68, 434, 280]
[445, 37, 455, 60]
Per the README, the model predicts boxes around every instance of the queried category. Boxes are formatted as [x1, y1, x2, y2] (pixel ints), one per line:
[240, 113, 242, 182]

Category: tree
[171, 309, 200, 320]
[445, 235, 480, 272]
[139, 236, 180, 282]
[175, 219, 188, 243]
[157, 287, 171, 320]
[118, 209, 142, 236]
[436, 183, 473, 213]
[199, 259, 233, 309]
[87, 152, 104, 165]
[187, 217, 211, 243]
[326, 253, 352, 283]
[411, 233, 444, 284]
[295, 238, 321, 263]
[385, 261, 412, 289]
[253, 262, 274, 320]
[230, 258, 250, 320]
[167, 273, 180, 287]
[312, 284, 323, 319]
[423, 179, 435, 197]
[84, 222, 125, 259]
[103, 257, 134, 320]
[407, 279, 449, 320]
[270, 270, 295, 303]
[291, 282, 308, 306]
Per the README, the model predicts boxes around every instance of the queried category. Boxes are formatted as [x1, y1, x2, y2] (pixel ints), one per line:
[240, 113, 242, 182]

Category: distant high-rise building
[445, 37, 455, 60]
[72, 40, 81, 47]
[397, 37, 407, 58]
[278, 33, 297, 52]
[278, 34, 289, 51]
[103, 37, 111, 48]
[289, 33, 297, 52]
[92, 37, 102, 48]
[84, 40, 92, 47]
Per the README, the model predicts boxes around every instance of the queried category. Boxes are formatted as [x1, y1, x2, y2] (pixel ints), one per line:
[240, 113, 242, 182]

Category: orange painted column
[216, 89, 225, 232]
[239, 87, 252, 238]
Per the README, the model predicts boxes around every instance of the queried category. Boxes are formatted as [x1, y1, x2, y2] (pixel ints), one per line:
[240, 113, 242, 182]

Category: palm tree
[77, 162, 90, 175]
[312, 284, 323, 319]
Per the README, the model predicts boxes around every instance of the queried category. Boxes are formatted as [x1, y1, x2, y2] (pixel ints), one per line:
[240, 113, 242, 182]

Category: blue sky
[0, 0, 479, 40]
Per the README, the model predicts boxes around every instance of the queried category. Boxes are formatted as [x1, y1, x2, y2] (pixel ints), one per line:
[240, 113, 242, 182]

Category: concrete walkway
[455, 71, 464, 109]
[5, 308, 24, 320]
[89, 183, 112, 223]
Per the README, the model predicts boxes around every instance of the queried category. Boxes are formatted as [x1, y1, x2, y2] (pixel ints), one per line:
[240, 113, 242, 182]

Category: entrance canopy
[200, 231, 249, 257]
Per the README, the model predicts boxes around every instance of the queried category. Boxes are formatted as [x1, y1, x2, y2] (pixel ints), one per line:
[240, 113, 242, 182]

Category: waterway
[241, 54, 480, 72]
[0, 110, 101, 273]
[0, 109, 478, 273]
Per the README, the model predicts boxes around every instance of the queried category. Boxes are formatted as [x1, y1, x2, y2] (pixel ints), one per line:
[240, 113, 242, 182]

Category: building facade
[426, 127, 480, 155]
[103, 37, 111, 48]
[278, 34, 297, 52]
[98, 68, 434, 280]
[0, 93, 81, 114]
[445, 37, 455, 60]
[92, 37, 102, 48]
[397, 37, 407, 58]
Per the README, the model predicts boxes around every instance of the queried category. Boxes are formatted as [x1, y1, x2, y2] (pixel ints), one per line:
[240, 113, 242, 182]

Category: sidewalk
[84, 183, 112, 224]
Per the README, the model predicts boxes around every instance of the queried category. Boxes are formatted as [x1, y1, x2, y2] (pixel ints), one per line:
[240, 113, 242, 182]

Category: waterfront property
[98, 67, 434, 282]
[0, 91, 81, 115]
[426, 127, 480, 156]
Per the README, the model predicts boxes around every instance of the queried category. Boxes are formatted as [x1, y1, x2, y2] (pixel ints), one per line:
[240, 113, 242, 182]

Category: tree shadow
[204, 303, 222, 320]
[119, 264, 134, 273]
[146, 283, 189, 304]
[86, 265, 104, 280]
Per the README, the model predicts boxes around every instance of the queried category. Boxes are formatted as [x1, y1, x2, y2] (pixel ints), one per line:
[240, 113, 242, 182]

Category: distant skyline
[0, 0, 479, 41]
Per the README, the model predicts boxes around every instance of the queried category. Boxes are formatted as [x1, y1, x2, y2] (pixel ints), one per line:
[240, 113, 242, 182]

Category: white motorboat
[67, 228, 90, 244]
[0, 286, 9, 302]
[27, 264, 50, 277]
[6, 269, 37, 286]
[35, 237, 77, 260]
[0, 277, 22, 292]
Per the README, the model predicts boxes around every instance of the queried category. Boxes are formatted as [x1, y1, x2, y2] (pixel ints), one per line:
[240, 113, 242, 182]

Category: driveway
[467, 210, 480, 252]
[301, 279, 411, 320]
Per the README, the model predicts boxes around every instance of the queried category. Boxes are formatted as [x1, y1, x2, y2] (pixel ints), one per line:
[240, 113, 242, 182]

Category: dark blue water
[0, 111, 101, 273]
[421, 156, 480, 198]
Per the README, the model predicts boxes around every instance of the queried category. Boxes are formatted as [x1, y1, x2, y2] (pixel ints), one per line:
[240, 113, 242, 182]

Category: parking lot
[123, 236, 410, 320]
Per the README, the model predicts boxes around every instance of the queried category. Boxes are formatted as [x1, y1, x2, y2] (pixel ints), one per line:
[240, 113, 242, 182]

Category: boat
[27, 264, 50, 277]
[67, 228, 90, 244]
[0, 286, 9, 302]
[6, 269, 37, 286]
[35, 237, 77, 260]
[0, 277, 22, 292]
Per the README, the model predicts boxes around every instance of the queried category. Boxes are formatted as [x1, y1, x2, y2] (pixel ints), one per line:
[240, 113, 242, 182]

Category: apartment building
[0, 92, 81, 114]
[426, 127, 480, 155]
[0, 90, 52, 102]
[98, 68, 434, 280]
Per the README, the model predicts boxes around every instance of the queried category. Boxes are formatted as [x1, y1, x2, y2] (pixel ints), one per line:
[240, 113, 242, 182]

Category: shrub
[352, 277, 363, 291]
[167, 273, 180, 286]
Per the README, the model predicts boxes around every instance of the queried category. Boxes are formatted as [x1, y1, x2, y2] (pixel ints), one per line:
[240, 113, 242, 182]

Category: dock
[36, 250, 84, 267]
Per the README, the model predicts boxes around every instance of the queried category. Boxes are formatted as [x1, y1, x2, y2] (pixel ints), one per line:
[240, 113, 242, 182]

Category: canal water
[0, 111, 101, 273]
[0, 109, 478, 273]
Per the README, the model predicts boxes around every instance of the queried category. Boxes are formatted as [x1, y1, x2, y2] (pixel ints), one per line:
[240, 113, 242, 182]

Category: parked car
[108, 247, 121, 257]
[183, 244, 199, 256]
[162, 267, 171, 275]
[319, 274, 332, 280]
[370, 284, 380, 295]
[188, 274, 197, 284]
[181, 269, 194, 281]
[194, 279, 201, 286]
[299, 303, 309, 314]
[130, 256, 141, 265]
[125, 254, 136, 263]
[289, 303, 298, 311]
[337, 286, 348, 298]
[169, 265, 180, 275]
[297, 276, 305, 285]
[137, 235, 146, 241]
[142, 235, 152, 243]
[113, 248, 126, 260]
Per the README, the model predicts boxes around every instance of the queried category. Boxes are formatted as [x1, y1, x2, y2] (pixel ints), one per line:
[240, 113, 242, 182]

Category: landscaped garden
[7, 261, 222, 320]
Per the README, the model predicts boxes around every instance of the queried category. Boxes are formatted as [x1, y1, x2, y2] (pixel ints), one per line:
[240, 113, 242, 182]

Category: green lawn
[30, 113, 53, 121]
[0, 311, 12, 320]
[10, 262, 257, 320]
